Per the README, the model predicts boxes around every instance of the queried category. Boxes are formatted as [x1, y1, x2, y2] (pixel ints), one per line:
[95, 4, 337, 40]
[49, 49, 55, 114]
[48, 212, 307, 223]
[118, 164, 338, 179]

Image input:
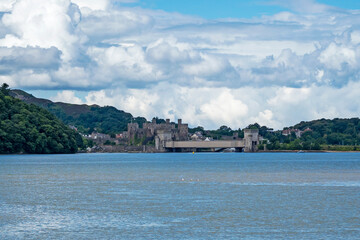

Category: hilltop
[10, 89, 147, 135]
[0, 84, 84, 154]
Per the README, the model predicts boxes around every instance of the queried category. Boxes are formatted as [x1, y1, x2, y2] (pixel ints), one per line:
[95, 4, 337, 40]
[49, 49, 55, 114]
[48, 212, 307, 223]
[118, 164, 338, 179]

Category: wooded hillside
[0, 84, 84, 154]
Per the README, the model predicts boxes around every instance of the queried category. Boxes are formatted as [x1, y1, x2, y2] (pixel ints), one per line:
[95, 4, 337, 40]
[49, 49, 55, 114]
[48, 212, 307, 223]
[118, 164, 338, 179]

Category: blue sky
[121, 0, 360, 19]
[121, 0, 286, 19]
[1, 0, 360, 129]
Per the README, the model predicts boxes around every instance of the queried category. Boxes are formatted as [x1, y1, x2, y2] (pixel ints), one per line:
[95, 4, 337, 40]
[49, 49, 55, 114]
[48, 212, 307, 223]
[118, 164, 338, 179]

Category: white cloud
[71, 0, 109, 11]
[52, 64, 91, 88]
[85, 89, 117, 107]
[183, 53, 230, 77]
[81, 81, 360, 130]
[146, 38, 191, 64]
[0, 0, 15, 12]
[199, 91, 248, 128]
[87, 45, 156, 82]
[252, 110, 277, 128]
[319, 43, 356, 70]
[51, 90, 83, 104]
[72, 0, 138, 12]
[351, 31, 360, 45]
[4, 70, 57, 88]
[0, 0, 81, 61]
[0, 46, 61, 71]
[1, 0, 360, 129]
[78, 8, 152, 40]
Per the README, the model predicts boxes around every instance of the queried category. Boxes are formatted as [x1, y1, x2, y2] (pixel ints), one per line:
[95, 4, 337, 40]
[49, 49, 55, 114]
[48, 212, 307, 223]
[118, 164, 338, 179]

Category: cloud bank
[1, 0, 360, 129]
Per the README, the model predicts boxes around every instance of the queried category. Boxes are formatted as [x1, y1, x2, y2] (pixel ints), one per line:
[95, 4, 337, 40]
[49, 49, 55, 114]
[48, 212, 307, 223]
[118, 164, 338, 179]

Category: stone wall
[128, 119, 189, 147]
[244, 129, 259, 152]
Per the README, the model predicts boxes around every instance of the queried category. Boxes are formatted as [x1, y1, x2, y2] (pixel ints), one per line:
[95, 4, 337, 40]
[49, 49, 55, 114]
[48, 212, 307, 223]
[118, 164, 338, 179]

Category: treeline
[189, 125, 243, 139]
[0, 84, 84, 154]
[10, 89, 147, 135]
[190, 119, 360, 151]
[255, 118, 360, 151]
[49, 105, 147, 134]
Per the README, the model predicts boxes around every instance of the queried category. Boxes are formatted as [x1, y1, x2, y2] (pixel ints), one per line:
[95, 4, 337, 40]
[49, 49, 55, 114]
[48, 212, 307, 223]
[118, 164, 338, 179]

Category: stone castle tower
[244, 129, 259, 152]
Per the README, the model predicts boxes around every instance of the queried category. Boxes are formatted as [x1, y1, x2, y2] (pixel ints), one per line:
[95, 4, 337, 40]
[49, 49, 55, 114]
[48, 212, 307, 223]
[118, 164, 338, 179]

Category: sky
[1, 0, 360, 130]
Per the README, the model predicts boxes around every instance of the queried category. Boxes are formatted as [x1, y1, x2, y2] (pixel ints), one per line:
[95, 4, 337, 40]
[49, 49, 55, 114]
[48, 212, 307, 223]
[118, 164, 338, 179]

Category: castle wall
[128, 119, 189, 147]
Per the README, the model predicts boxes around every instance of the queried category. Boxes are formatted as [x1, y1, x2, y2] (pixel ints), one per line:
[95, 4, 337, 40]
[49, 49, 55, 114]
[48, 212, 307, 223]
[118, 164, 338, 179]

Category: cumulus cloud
[87, 44, 157, 85]
[0, 0, 15, 12]
[72, 0, 138, 12]
[0, 0, 81, 61]
[1, 0, 360, 128]
[5, 70, 56, 89]
[78, 8, 152, 42]
[51, 90, 83, 104]
[0, 46, 61, 72]
[71, 0, 109, 11]
[319, 43, 356, 70]
[52, 64, 91, 88]
[83, 81, 360, 129]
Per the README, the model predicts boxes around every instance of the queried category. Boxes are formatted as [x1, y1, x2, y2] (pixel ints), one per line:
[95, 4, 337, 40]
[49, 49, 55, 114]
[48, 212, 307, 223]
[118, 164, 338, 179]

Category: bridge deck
[165, 140, 245, 149]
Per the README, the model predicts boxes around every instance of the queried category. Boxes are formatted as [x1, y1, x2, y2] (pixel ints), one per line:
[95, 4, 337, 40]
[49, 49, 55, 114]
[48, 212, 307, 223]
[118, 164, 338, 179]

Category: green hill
[255, 118, 360, 151]
[0, 84, 84, 154]
[293, 118, 360, 146]
[10, 89, 147, 134]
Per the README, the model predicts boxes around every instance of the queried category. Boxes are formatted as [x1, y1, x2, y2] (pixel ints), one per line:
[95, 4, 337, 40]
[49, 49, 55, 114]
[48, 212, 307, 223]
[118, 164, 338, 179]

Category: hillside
[254, 118, 360, 151]
[294, 118, 360, 138]
[10, 89, 147, 134]
[0, 84, 84, 154]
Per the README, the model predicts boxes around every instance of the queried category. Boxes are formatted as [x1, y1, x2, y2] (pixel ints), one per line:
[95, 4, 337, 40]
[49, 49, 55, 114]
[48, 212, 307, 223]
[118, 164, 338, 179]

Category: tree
[0, 87, 83, 154]
[189, 126, 205, 134]
[1, 83, 10, 95]
[247, 123, 260, 129]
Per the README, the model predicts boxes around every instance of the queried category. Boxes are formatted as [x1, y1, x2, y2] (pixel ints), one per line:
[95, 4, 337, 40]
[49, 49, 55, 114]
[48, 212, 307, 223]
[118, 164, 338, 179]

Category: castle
[127, 119, 189, 147]
[127, 118, 259, 152]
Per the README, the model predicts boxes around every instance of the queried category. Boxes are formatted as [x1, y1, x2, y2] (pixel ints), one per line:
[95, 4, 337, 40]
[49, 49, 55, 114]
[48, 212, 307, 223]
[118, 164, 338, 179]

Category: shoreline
[1, 150, 360, 155]
[258, 150, 360, 153]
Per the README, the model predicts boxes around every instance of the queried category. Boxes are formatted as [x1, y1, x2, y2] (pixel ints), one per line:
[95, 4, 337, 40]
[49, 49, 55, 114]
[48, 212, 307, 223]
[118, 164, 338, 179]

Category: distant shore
[258, 150, 360, 153]
[2, 150, 360, 155]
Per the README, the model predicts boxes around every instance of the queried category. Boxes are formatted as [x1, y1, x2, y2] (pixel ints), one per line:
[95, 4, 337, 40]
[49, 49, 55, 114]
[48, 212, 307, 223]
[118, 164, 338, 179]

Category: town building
[90, 132, 111, 140]
[282, 128, 312, 138]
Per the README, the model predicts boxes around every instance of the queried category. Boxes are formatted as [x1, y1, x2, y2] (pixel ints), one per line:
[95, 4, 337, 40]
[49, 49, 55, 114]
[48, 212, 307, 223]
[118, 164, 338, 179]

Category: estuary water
[1, 153, 360, 239]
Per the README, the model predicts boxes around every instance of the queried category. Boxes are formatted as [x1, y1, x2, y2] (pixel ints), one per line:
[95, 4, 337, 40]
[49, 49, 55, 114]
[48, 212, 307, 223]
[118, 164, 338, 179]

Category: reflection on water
[1, 153, 360, 239]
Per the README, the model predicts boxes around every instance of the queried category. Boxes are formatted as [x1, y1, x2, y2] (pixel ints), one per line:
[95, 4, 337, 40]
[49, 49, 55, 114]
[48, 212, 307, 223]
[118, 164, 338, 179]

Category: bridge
[164, 140, 246, 152]
[155, 129, 260, 152]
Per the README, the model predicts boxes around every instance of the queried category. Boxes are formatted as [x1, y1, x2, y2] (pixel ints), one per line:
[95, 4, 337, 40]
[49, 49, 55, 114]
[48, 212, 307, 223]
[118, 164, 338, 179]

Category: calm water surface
[1, 153, 360, 239]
